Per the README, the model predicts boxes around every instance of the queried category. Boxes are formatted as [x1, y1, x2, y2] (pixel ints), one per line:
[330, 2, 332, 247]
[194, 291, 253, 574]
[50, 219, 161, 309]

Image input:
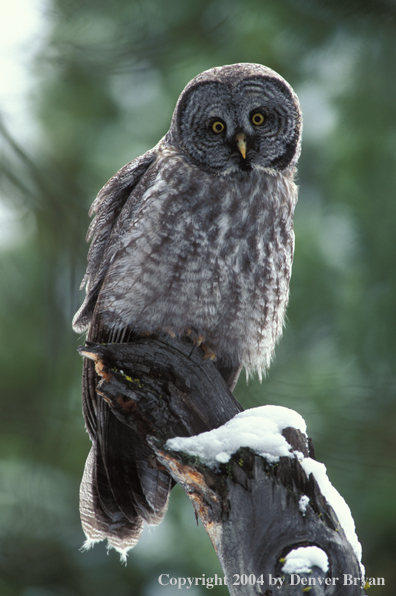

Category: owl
[73, 63, 302, 557]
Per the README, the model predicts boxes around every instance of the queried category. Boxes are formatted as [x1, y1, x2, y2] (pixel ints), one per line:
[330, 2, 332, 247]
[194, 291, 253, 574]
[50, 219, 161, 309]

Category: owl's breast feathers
[75, 147, 297, 378]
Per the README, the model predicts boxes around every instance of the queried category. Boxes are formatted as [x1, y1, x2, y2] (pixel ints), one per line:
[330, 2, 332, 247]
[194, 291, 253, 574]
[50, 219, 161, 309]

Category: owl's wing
[73, 149, 158, 334]
[75, 148, 173, 555]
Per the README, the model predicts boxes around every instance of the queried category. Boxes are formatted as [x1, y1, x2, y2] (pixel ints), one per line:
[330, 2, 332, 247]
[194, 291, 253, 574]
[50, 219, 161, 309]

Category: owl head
[168, 63, 302, 176]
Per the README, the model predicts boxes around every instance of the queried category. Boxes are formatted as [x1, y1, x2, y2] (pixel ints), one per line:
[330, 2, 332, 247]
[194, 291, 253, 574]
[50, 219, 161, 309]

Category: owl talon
[186, 332, 214, 358]
[163, 328, 176, 338]
[202, 343, 216, 361]
[195, 335, 204, 347]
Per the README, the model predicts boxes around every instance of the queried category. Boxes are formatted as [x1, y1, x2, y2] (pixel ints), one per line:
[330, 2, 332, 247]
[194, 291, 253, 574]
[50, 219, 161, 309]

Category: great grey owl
[73, 63, 302, 557]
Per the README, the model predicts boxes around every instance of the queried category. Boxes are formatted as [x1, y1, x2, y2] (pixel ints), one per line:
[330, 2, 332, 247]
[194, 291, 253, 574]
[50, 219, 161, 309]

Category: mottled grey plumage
[73, 63, 302, 557]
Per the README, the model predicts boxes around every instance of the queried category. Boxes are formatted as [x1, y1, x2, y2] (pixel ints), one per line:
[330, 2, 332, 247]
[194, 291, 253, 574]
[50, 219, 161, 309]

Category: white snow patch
[166, 405, 364, 573]
[282, 546, 329, 574]
[301, 457, 362, 565]
[166, 405, 307, 468]
[299, 494, 310, 515]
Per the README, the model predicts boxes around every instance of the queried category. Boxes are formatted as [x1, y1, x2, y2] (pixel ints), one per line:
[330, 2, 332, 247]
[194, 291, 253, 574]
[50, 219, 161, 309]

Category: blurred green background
[1, 0, 395, 594]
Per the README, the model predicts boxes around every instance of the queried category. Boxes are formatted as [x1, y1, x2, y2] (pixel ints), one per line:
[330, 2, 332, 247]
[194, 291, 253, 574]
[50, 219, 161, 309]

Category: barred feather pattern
[89, 149, 297, 379]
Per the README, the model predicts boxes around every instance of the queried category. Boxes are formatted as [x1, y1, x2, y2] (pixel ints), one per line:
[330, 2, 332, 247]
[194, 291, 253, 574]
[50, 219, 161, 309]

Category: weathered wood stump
[79, 334, 365, 595]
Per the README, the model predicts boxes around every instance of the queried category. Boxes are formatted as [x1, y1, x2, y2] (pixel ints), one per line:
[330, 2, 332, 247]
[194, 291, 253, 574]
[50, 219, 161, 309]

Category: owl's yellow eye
[212, 121, 225, 134]
[251, 112, 265, 126]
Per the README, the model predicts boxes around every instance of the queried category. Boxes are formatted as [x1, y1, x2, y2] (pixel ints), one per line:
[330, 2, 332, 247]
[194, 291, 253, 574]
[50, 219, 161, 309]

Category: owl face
[170, 63, 302, 176]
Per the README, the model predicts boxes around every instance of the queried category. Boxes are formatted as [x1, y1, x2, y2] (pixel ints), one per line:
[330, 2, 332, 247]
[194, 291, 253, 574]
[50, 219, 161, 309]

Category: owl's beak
[235, 132, 247, 159]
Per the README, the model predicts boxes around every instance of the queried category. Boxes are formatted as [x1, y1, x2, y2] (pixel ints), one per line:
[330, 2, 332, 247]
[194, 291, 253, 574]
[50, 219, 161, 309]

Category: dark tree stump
[79, 335, 365, 596]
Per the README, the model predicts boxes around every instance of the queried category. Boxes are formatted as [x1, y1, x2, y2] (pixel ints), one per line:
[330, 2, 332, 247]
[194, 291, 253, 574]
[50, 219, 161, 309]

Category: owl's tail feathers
[80, 343, 173, 560]
[79, 446, 144, 562]
[80, 437, 173, 562]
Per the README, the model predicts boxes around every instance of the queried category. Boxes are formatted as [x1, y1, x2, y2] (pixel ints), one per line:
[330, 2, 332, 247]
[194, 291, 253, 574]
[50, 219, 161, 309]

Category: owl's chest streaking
[99, 151, 297, 375]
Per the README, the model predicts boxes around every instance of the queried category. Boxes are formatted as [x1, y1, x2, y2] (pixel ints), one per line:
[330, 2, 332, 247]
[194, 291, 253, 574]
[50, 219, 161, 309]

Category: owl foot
[184, 329, 216, 361]
[195, 335, 204, 347]
[201, 343, 216, 361]
[163, 328, 176, 338]
[184, 329, 203, 346]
